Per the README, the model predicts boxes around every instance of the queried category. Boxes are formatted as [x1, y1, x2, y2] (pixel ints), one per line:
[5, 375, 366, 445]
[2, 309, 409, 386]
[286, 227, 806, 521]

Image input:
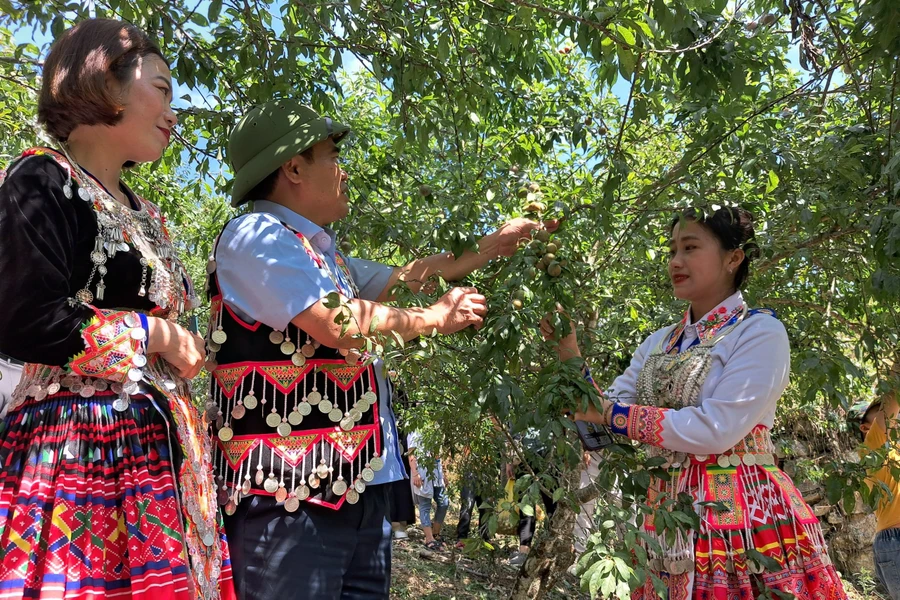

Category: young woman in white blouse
[542, 207, 847, 600]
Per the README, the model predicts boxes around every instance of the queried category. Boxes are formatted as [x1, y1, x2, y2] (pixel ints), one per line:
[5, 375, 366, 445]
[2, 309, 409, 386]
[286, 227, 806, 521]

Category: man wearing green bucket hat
[205, 99, 555, 599]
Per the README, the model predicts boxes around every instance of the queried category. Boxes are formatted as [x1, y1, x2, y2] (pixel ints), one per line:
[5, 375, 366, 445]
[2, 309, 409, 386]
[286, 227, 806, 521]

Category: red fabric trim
[209, 291, 265, 332]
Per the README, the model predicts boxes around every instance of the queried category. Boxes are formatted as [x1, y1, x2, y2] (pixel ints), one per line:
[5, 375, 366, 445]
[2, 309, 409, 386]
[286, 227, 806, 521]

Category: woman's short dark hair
[38, 19, 166, 142]
[670, 206, 761, 289]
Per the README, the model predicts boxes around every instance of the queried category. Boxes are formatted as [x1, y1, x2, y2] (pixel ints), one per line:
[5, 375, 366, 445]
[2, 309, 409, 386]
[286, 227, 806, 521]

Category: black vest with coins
[205, 219, 386, 514]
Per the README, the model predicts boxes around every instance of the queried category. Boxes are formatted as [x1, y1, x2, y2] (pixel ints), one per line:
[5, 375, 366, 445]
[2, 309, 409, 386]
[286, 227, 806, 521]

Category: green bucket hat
[228, 99, 350, 207]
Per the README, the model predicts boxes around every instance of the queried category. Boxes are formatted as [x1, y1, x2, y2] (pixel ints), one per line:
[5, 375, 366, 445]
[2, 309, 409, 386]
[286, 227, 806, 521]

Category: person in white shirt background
[407, 429, 449, 551]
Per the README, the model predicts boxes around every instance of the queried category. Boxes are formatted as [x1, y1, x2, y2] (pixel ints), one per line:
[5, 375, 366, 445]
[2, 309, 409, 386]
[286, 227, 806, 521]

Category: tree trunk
[509, 467, 580, 600]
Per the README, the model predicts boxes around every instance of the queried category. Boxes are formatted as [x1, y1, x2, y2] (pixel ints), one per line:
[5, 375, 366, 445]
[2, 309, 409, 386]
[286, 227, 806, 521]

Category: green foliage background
[2, 0, 899, 596]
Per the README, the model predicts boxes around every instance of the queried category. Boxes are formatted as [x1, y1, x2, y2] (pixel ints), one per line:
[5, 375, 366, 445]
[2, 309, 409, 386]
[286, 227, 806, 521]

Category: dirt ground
[389, 519, 887, 600]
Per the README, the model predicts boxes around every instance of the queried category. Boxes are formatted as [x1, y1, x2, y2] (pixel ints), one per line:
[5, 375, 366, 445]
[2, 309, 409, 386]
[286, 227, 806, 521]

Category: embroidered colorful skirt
[632, 440, 847, 599]
[0, 391, 234, 599]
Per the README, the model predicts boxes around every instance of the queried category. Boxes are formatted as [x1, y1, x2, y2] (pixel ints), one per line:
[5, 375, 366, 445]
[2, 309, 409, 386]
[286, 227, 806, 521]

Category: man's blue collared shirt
[215, 200, 407, 485]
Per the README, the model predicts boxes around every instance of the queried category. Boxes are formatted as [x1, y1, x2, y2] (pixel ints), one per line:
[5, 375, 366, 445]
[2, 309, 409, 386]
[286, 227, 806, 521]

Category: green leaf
[766, 170, 780, 194]
[323, 292, 342, 309]
[615, 25, 636, 46]
[208, 0, 222, 21]
[617, 47, 636, 79]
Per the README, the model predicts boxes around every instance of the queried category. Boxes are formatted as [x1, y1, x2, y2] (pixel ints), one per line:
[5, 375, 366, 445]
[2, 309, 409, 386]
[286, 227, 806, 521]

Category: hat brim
[231, 118, 350, 207]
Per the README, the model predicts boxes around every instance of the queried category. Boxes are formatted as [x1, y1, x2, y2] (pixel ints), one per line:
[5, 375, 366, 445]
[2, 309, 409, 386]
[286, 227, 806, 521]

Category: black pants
[224, 485, 392, 600]
[456, 483, 489, 540]
[517, 487, 556, 548]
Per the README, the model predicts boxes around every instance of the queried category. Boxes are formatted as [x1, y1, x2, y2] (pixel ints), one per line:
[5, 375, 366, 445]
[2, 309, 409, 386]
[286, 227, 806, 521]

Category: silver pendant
[296, 484, 310, 500]
[112, 395, 130, 412]
[284, 496, 300, 512]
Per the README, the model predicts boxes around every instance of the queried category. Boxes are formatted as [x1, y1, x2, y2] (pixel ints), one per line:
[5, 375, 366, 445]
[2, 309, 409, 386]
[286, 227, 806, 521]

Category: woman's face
[110, 54, 177, 163]
[668, 219, 740, 304]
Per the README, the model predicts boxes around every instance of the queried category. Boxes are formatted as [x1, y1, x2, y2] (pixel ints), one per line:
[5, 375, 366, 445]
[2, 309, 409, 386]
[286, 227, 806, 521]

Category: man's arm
[292, 286, 486, 349]
[374, 218, 557, 302]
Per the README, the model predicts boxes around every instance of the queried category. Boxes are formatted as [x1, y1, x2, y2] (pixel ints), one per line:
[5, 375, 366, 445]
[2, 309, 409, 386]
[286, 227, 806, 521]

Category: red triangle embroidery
[326, 428, 373, 462]
[320, 363, 366, 391]
[214, 365, 250, 398]
[257, 364, 309, 394]
[266, 433, 320, 468]
[218, 438, 260, 470]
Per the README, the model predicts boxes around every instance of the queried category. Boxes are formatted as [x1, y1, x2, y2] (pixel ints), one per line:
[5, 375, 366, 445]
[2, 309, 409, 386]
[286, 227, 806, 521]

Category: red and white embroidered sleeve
[67, 307, 148, 382]
[609, 403, 670, 447]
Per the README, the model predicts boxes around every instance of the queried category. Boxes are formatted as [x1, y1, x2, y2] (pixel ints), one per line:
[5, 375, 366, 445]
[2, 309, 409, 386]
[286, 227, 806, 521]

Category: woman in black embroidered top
[0, 19, 234, 600]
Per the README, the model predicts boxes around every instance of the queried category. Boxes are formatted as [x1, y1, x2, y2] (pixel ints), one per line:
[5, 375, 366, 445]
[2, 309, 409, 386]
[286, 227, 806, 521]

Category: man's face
[297, 137, 349, 225]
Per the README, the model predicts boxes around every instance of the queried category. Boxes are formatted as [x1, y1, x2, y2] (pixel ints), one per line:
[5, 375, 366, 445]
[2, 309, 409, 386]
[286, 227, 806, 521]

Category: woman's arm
[581, 316, 790, 455]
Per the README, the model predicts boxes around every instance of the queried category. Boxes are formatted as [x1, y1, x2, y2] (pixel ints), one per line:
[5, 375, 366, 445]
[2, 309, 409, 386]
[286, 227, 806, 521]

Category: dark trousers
[517, 487, 556, 548]
[224, 485, 392, 600]
[456, 483, 489, 540]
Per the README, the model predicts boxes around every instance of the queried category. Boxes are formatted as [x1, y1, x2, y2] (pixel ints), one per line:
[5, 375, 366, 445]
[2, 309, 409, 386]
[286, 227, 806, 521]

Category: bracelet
[603, 401, 615, 427]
